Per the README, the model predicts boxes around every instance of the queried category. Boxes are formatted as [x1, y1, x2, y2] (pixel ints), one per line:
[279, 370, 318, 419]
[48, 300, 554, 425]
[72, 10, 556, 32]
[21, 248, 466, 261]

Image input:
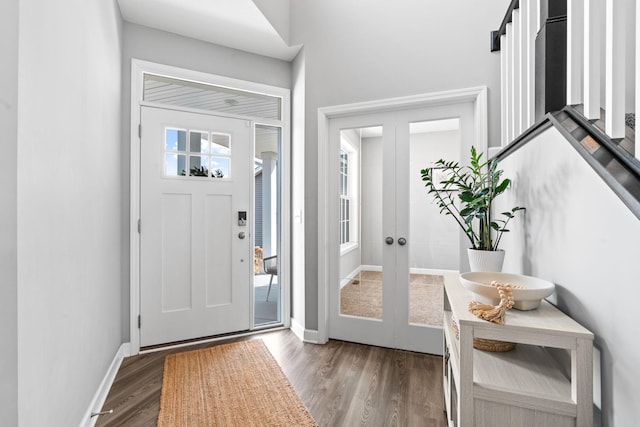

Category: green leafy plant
[420, 146, 524, 251]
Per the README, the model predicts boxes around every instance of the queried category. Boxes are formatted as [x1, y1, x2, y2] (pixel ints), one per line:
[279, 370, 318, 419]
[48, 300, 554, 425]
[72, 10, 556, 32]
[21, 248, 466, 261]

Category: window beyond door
[339, 136, 359, 254]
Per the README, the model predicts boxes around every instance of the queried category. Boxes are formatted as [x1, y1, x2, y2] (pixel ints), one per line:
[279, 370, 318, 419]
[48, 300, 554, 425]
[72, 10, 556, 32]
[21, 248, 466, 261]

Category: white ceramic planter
[467, 248, 505, 272]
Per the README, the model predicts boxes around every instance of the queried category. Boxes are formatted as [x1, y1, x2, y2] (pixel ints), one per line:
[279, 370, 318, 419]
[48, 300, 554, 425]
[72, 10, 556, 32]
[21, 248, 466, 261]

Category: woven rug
[157, 340, 317, 427]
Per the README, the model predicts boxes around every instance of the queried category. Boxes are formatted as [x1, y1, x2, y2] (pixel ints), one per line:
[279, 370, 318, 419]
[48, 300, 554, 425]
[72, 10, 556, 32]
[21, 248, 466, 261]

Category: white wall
[290, 0, 511, 329]
[17, 0, 123, 425]
[409, 130, 460, 271]
[121, 22, 292, 339]
[496, 126, 640, 427]
[0, 0, 19, 423]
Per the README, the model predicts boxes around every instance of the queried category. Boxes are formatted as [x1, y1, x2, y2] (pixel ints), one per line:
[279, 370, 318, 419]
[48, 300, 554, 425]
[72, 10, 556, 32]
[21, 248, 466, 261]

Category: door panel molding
[318, 87, 488, 346]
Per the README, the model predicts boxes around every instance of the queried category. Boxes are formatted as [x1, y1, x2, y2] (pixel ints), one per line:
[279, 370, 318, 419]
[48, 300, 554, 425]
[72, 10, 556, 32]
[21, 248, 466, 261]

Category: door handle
[385, 237, 394, 245]
[238, 232, 246, 239]
[397, 237, 407, 246]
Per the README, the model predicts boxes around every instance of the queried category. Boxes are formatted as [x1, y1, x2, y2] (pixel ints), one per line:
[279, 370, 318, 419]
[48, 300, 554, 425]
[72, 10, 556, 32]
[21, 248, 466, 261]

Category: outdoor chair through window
[263, 255, 277, 301]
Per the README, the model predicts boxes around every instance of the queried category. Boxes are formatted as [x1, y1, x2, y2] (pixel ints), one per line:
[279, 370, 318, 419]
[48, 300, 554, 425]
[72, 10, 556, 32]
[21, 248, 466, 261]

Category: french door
[139, 106, 253, 347]
[328, 104, 472, 354]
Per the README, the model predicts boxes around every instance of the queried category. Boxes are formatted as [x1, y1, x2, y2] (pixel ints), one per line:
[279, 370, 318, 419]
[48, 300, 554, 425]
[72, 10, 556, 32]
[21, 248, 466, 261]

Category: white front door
[329, 104, 473, 354]
[139, 106, 253, 347]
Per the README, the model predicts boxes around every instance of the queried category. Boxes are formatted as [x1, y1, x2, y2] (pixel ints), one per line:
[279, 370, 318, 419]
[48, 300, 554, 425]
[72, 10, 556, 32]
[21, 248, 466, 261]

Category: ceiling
[117, 0, 300, 61]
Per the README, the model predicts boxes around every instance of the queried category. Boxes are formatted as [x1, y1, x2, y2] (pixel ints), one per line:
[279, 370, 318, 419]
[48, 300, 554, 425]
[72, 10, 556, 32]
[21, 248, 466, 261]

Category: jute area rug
[157, 340, 317, 427]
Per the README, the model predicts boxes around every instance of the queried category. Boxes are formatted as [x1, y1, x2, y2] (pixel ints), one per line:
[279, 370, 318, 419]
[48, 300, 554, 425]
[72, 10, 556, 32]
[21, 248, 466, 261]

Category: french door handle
[397, 237, 407, 246]
[385, 237, 394, 245]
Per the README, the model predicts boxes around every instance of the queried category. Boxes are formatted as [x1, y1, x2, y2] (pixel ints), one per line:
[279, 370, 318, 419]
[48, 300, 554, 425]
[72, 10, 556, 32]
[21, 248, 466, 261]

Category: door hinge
[137, 219, 141, 234]
[138, 124, 142, 138]
[138, 315, 141, 329]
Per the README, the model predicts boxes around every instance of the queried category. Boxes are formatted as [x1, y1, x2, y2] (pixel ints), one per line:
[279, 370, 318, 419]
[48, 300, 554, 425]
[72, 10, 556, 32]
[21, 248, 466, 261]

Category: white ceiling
[117, 0, 301, 61]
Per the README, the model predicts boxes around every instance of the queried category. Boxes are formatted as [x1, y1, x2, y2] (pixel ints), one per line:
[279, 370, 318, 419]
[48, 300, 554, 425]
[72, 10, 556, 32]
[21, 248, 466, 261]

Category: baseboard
[410, 267, 459, 275]
[303, 328, 320, 344]
[340, 265, 363, 289]
[290, 318, 305, 341]
[79, 342, 130, 427]
[290, 318, 321, 344]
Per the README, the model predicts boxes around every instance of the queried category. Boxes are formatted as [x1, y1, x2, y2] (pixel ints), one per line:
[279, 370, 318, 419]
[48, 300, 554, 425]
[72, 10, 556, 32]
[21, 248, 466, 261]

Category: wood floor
[95, 329, 447, 427]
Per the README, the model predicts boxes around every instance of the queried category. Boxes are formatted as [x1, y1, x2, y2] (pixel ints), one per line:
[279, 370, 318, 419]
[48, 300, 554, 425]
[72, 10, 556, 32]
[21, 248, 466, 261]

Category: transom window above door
[144, 74, 282, 120]
[164, 127, 232, 179]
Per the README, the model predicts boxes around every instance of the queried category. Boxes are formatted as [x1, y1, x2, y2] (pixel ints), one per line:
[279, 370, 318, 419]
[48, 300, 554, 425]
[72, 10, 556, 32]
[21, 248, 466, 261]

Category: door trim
[317, 86, 488, 345]
[129, 59, 291, 355]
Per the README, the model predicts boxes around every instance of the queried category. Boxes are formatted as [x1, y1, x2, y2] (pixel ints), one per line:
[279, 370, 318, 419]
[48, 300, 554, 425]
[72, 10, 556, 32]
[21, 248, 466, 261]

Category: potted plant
[420, 146, 524, 272]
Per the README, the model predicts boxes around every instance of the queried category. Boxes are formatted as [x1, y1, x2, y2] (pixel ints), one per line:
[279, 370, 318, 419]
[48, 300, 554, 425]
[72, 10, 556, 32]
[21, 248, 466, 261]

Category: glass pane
[165, 153, 187, 176]
[189, 155, 209, 177]
[339, 126, 381, 319]
[254, 125, 282, 326]
[210, 157, 230, 179]
[165, 128, 186, 151]
[190, 130, 210, 154]
[211, 133, 231, 155]
[408, 118, 460, 326]
[144, 74, 282, 120]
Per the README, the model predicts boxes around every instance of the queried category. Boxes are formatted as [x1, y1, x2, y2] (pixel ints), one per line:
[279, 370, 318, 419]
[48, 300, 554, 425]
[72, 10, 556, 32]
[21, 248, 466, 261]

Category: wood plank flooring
[95, 329, 447, 427]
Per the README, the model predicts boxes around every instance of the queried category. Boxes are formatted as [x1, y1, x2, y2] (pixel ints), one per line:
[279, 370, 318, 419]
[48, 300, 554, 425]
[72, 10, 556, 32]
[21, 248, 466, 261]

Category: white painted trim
[290, 318, 320, 344]
[80, 343, 130, 427]
[584, 0, 604, 120]
[500, 34, 508, 146]
[505, 23, 514, 142]
[512, 9, 521, 136]
[317, 87, 488, 345]
[567, 0, 585, 105]
[291, 317, 305, 341]
[303, 329, 320, 344]
[526, 0, 538, 128]
[605, 0, 626, 138]
[129, 59, 291, 354]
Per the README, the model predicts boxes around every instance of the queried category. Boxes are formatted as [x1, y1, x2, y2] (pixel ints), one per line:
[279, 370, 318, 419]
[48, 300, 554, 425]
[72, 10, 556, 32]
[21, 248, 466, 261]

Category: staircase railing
[492, 0, 638, 160]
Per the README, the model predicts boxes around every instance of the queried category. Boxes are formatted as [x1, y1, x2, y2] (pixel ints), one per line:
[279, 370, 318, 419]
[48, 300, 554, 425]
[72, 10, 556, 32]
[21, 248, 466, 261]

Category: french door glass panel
[339, 126, 383, 320]
[407, 119, 461, 327]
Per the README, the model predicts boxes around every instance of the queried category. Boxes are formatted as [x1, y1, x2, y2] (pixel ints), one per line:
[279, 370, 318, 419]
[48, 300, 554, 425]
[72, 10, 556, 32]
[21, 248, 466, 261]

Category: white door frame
[317, 86, 488, 345]
[129, 59, 291, 354]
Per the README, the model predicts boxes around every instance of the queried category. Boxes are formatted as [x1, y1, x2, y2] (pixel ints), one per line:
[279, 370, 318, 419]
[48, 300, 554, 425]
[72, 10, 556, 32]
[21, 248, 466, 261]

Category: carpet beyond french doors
[157, 340, 317, 427]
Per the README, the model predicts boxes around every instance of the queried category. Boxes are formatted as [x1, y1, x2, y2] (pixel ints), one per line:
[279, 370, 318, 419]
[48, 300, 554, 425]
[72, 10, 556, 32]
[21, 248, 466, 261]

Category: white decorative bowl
[459, 272, 555, 310]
